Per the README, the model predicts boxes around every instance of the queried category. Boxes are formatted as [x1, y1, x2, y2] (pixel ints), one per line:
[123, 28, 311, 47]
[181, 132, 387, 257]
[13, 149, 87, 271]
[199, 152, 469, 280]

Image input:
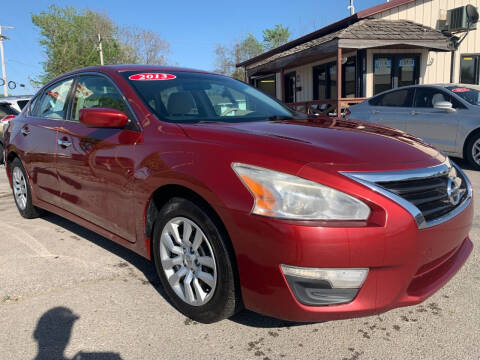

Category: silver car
[347, 84, 480, 169]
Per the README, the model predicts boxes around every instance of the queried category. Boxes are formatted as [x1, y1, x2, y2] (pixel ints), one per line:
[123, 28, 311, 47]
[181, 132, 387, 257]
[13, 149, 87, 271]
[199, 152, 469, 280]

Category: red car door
[21, 78, 74, 207]
[56, 74, 139, 243]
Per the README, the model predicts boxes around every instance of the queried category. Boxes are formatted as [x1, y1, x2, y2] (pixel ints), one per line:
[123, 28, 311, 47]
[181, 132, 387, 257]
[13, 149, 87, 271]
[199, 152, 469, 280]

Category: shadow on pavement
[41, 213, 168, 302]
[33, 307, 122, 360]
[451, 157, 474, 171]
[41, 213, 309, 329]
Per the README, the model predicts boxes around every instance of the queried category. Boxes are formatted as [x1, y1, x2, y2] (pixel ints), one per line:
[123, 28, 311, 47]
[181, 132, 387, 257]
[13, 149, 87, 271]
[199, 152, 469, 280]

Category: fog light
[281, 265, 369, 306]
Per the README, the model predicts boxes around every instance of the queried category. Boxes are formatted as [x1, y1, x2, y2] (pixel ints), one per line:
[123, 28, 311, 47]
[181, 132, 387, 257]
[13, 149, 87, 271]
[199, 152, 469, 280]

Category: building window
[460, 55, 480, 84]
[313, 56, 356, 100]
[284, 72, 296, 103]
[253, 75, 276, 98]
[343, 57, 356, 98]
[373, 54, 420, 95]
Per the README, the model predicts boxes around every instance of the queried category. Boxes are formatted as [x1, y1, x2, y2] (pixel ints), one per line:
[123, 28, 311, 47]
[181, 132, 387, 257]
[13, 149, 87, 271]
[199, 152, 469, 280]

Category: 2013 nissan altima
[3, 65, 473, 323]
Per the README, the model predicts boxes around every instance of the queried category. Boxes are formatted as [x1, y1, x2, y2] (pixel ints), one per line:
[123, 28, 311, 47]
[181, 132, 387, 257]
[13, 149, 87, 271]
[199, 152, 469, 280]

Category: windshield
[122, 71, 303, 123]
[446, 86, 480, 106]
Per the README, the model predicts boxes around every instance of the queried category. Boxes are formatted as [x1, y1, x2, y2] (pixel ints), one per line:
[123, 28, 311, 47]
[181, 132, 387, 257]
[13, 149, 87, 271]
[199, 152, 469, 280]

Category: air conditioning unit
[447, 6, 478, 32]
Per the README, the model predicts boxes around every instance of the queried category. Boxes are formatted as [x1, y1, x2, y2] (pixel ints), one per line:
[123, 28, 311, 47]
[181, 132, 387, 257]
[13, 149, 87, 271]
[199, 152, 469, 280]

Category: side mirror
[79, 107, 129, 128]
[433, 101, 456, 113]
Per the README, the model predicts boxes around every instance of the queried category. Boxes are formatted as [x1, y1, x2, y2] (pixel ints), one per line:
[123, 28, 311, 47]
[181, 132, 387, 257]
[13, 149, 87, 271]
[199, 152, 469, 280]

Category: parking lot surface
[0, 161, 479, 360]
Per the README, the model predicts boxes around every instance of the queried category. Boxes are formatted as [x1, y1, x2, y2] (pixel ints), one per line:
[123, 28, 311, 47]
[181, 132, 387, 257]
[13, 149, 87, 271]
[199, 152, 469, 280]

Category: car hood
[179, 117, 446, 170]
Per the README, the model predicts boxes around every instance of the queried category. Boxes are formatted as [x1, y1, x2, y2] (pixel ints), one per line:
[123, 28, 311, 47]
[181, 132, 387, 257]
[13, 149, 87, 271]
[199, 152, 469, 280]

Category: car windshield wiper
[267, 115, 294, 121]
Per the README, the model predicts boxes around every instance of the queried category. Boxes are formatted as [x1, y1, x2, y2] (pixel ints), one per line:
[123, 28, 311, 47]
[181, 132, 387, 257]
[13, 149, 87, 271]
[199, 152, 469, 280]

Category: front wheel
[465, 134, 480, 170]
[10, 158, 43, 218]
[152, 197, 241, 323]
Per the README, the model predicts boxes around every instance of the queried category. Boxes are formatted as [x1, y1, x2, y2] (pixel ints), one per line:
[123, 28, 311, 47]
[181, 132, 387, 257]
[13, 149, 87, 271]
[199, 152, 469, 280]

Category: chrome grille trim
[341, 160, 472, 229]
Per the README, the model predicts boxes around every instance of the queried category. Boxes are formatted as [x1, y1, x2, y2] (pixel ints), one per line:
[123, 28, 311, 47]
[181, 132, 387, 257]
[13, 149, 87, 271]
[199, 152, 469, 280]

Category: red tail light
[1, 114, 16, 122]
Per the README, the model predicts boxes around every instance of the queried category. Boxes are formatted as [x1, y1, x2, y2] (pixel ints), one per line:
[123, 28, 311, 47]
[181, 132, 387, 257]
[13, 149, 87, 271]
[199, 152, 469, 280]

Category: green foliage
[31, 5, 121, 84]
[31, 5, 170, 85]
[214, 25, 290, 81]
[263, 24, 290, 50]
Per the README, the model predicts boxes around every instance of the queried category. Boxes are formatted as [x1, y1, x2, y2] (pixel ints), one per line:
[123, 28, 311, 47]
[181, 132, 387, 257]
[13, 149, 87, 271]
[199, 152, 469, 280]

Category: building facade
[237, 0, 479, 114]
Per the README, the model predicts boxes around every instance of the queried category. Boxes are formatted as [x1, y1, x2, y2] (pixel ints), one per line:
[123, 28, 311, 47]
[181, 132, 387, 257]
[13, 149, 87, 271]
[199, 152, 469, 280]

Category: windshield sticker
[129, 73, 176, 81]
[452, 88, 470, 92]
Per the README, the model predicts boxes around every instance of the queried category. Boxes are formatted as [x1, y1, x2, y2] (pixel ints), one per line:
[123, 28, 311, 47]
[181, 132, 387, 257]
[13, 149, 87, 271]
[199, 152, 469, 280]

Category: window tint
[372, 89, 413, 107]
[36, 78, 73, 119]
[71, 75, 129, 121]
[414, 88, 450, 108]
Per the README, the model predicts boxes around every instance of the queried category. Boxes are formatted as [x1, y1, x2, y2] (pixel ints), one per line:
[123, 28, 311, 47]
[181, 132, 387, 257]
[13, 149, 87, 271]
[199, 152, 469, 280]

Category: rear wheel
[465, 133, 480, 170]
[152, 197, 241, 323]
[10, 158, 43, 218]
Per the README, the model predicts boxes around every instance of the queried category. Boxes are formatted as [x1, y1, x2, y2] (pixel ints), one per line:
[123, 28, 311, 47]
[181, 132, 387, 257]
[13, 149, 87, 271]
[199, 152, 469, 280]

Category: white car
[0, 95, 32, 112]
[347, 84, 480, 169]
[0, 96, 31, 164]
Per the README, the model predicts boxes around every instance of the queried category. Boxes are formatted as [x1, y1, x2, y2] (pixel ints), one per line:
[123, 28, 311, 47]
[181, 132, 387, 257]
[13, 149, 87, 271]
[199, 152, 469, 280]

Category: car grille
[375, 171, 468, 222]
[342, 161, 472, 229]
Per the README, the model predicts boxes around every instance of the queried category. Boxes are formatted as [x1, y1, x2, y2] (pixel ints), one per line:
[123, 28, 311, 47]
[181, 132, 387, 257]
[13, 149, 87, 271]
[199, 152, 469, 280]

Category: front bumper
[224, 191, 473, 322]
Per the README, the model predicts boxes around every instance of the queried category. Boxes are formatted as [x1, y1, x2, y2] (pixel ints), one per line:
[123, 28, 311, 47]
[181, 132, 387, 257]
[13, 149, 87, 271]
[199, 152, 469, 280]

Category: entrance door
[373, 55, 420, 95]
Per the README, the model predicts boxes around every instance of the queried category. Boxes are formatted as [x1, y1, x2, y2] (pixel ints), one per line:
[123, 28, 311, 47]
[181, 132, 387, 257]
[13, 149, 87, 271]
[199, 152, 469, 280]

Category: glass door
[374, 57, 393, 94]
[373, 54, 420, 95]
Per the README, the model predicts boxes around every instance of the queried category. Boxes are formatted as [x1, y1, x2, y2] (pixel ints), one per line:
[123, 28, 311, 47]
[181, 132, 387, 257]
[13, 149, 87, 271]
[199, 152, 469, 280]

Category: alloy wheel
[12, 167, 28, 210]
[472, 138, 480, 166]
[159, 217, 217, 306]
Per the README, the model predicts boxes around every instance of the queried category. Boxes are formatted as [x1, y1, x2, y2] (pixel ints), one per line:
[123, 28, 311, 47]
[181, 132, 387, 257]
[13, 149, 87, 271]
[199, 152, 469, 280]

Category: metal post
[98, 33, 104, 66]
[0, 26, 8, 96]
[336, 47, 343, 117]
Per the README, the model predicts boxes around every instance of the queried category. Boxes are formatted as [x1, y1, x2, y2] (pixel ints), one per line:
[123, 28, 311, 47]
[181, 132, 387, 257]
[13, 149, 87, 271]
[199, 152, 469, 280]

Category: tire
[152, 197, 241, 323]
[465, 133, 480, 170]
[9, 158, 43, 219]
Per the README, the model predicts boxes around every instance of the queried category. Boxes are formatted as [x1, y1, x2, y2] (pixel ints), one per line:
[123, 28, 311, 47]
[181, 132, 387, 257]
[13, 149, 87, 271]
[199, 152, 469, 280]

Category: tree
[263, 24, 291, 50]
[213, 25, 290, 81]
[120, 27, 170, 64]
[31, 5, 170, 85]
[214, 34, 264, 81]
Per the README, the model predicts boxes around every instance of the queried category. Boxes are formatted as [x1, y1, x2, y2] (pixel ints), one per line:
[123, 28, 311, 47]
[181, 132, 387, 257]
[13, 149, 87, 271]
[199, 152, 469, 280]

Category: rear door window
[36, 78, 74, 119]
[370, 89, 414, 107]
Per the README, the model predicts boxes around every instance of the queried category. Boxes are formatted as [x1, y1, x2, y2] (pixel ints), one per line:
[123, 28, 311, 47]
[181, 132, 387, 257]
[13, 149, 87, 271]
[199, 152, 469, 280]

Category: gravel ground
[0, 160, 479, 360]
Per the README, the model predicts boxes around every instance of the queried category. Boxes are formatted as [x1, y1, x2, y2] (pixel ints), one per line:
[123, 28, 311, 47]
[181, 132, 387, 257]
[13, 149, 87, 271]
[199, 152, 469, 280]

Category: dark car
[3, 65, 473, 323]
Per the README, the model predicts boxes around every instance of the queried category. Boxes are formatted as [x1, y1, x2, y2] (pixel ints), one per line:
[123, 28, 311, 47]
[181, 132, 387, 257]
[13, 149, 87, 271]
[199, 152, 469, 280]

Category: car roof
[63, 64, 218, 77]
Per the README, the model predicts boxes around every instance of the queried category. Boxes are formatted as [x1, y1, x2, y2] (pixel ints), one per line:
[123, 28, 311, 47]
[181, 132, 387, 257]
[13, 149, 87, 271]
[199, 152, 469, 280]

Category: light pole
[0, 25, 14, 97]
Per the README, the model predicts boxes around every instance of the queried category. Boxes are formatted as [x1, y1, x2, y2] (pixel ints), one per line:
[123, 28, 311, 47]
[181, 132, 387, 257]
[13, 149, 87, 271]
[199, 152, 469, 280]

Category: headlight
[232, 163, 370, 220]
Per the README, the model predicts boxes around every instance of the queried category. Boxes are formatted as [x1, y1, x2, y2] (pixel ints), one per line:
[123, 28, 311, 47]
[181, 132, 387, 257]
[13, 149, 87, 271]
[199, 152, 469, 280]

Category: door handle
[21, 127, 30, 136]
[57, 138, 71, 148]
[410, 111, 418, 115]
[371, 110, 379, 114]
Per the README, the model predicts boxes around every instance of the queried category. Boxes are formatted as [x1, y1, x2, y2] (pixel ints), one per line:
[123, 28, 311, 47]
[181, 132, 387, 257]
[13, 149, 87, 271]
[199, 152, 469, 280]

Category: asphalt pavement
[0, 160, 479, 360]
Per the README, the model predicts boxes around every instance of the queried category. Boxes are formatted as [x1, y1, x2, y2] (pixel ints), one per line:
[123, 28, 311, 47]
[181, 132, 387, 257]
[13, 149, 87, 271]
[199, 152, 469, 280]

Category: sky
[1, 0, 382, 95]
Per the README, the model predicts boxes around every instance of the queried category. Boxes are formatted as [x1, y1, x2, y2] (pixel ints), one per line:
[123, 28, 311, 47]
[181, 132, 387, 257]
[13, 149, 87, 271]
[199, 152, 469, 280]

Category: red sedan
[3, 65, 473, 323]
